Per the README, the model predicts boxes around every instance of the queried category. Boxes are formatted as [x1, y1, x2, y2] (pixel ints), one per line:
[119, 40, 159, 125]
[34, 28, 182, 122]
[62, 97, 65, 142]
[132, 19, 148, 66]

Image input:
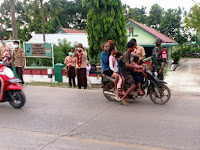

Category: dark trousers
[69, 78, 76, 87]
[77, 68, 87, 88]
[15, 67, 24, 84]
[68, 66, 76, 87]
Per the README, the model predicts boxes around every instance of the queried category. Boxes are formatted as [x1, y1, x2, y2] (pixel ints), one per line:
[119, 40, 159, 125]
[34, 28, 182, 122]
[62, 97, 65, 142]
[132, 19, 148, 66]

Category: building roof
[28, 34, 89, 48]
[128, 19, 178, 43]
[57, 28, 86, 33]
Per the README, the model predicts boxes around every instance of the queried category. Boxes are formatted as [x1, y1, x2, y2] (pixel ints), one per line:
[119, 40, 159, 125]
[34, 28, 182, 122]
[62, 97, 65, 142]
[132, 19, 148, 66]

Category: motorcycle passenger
[133, 56, 144, 95]
[108, 45, 120, 101]
[121, 41, 144, 106]
[101, 42, 119, 99]
[130, 38, 146, 62]
[152, 38, 166, 80]
[116, 52, 126, 96]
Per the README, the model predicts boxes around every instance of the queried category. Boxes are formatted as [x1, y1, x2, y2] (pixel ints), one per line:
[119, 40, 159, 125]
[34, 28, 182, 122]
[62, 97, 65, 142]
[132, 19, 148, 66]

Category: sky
[0, 0, 199, 12]
[121, 0, 198, 12]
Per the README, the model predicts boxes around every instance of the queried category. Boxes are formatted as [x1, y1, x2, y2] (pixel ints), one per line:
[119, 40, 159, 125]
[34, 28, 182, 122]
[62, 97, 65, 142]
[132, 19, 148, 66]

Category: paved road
[0, 59, 200, 150]
[165, 58, 200, 93]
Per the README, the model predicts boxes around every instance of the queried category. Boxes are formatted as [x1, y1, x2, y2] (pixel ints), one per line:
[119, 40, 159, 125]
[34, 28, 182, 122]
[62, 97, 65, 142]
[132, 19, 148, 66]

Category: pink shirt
[86, 64, 91, 75]
[109, 55, 118, 73]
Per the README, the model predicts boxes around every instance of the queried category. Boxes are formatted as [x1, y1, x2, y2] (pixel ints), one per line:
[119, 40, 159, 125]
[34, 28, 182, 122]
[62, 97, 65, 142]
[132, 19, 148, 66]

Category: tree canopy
[0, 0, 87, 41]
[185, 4, 200, 32]
[82, 0, 127, 59]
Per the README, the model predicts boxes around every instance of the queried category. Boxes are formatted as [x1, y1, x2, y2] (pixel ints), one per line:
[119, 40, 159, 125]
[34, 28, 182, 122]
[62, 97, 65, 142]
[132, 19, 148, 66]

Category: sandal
[115, 97, 121, 102]
[138, 90, 144, 95]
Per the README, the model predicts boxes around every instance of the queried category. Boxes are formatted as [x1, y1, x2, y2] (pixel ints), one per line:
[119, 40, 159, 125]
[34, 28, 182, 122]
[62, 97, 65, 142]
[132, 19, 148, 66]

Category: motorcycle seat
[102, 74, 115, 82]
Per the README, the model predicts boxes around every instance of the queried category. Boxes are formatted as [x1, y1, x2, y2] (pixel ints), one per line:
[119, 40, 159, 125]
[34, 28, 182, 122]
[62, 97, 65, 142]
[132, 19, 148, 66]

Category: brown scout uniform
[13, 48, 25, 84]
[13, 48, 25, 67]
[0, 44, 13, 64]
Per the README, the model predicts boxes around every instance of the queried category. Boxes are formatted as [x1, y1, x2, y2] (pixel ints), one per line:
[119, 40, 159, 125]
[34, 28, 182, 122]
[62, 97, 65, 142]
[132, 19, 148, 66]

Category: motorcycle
[102, 68, 171, 105]
[0, 62, 26, 108]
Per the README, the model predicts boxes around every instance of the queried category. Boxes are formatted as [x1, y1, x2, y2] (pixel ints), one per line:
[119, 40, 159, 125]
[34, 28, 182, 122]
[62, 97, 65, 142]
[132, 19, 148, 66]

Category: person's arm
[140, 47, 146, 61]
[8, 47, 13, 63]
[72, 48, 78, 57]
[22, 49, 26, 68]
[64, 57, 68, 72]
[101, 52, 108, 66]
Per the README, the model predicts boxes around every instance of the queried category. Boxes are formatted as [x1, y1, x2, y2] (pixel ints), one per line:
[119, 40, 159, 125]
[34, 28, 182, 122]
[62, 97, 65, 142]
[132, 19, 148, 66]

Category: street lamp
[40, 0, 46, 42]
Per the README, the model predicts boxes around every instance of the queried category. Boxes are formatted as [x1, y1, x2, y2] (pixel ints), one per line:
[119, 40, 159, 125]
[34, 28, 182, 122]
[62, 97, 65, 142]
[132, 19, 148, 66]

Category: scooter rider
[0, 36, 13, 70]
[121, 40, 144, 106]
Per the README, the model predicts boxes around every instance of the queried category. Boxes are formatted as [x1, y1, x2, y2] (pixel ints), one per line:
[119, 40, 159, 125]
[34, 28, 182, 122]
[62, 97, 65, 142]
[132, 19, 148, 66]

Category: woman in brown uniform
[64, 50, 76, 87]
[73, 43, 87, 89]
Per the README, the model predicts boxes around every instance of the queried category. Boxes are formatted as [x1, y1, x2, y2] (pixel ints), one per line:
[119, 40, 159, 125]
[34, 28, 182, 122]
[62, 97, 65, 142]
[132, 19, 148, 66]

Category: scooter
[102, 67, 171, 105]
[0, 62, 26, 108]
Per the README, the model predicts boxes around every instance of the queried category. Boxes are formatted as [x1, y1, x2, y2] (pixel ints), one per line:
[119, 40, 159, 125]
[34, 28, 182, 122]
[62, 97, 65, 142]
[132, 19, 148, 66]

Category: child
[133, 56, 144, 95]
[115, 52, 126, 95]
[86, 60, 91, 87]
[64, 50, 76, 87]
[109, 45, 121, 101]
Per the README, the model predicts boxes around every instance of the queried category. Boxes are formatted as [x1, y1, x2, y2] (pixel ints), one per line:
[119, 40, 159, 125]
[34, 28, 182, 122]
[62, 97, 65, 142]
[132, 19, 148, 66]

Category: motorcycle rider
[0, 36, 13, 70]
[121, 40, 144, 106]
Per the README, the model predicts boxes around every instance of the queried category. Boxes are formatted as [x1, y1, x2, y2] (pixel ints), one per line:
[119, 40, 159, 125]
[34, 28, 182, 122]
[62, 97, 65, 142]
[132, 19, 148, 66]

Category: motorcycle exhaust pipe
[104, 91, 116, 96]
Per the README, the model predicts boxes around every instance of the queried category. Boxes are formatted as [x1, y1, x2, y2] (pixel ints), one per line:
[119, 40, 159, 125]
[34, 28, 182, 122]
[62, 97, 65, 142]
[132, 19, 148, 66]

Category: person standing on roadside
[64, 50, 76, 87]
[13, 41, 25, 85]
[0, 36, 13, 70]
[152, 38, 166, 80]
[73, 43, 87, 89]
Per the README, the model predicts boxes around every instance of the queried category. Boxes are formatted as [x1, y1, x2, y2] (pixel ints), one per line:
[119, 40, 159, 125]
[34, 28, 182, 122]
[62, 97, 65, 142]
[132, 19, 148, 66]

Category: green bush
[172, 51, 181, 64]
[175, 44, 200, 58]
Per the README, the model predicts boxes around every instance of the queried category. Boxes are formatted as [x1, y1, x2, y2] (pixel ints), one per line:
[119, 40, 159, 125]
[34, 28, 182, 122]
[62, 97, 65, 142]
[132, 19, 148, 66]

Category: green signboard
[24, 42, 54, 67]
[24, 43, 53, 57]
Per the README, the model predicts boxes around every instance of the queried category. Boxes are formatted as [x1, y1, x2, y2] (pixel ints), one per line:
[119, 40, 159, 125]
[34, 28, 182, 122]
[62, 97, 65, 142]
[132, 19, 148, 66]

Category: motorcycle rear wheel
[8, 90, 26, 109]
[103, 82, 116, 101]
[149, 84, 171, 105]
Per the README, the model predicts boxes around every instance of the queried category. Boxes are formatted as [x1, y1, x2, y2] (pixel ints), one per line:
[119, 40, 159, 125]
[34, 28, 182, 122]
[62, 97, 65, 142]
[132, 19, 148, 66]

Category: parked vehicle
[0, 62, 26, 108]
[193, 52, 200, 58]
[102, 68, 171, 105]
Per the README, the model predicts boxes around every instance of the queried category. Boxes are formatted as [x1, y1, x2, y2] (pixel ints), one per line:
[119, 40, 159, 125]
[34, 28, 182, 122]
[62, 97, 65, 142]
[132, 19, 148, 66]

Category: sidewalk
[165, 58, 200, 94]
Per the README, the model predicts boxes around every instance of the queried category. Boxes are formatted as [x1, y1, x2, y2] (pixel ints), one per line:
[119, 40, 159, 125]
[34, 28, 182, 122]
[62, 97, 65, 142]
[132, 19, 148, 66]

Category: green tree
[159, 8, 182, 41]
[185, 4, 200, 32]
[125, 6, 147, 24]
[147, 4, 163, 29]
[82, 0, 127, 58]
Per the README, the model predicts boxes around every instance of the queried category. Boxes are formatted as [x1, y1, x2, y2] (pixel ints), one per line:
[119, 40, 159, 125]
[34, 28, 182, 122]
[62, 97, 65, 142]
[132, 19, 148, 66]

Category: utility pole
[10, 0, 18, 40]
[40, 0, 45, 42]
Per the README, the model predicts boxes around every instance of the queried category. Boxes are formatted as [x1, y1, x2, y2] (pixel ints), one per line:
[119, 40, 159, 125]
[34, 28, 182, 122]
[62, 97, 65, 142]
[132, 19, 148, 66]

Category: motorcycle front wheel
[7, 90, 26, 109]
[103, 82, 116, 101]
[149, 84, 171, 105]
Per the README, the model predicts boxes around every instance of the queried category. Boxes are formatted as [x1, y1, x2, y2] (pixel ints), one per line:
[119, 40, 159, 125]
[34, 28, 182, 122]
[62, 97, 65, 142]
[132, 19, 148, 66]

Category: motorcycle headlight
[4, 68, 14, 78]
